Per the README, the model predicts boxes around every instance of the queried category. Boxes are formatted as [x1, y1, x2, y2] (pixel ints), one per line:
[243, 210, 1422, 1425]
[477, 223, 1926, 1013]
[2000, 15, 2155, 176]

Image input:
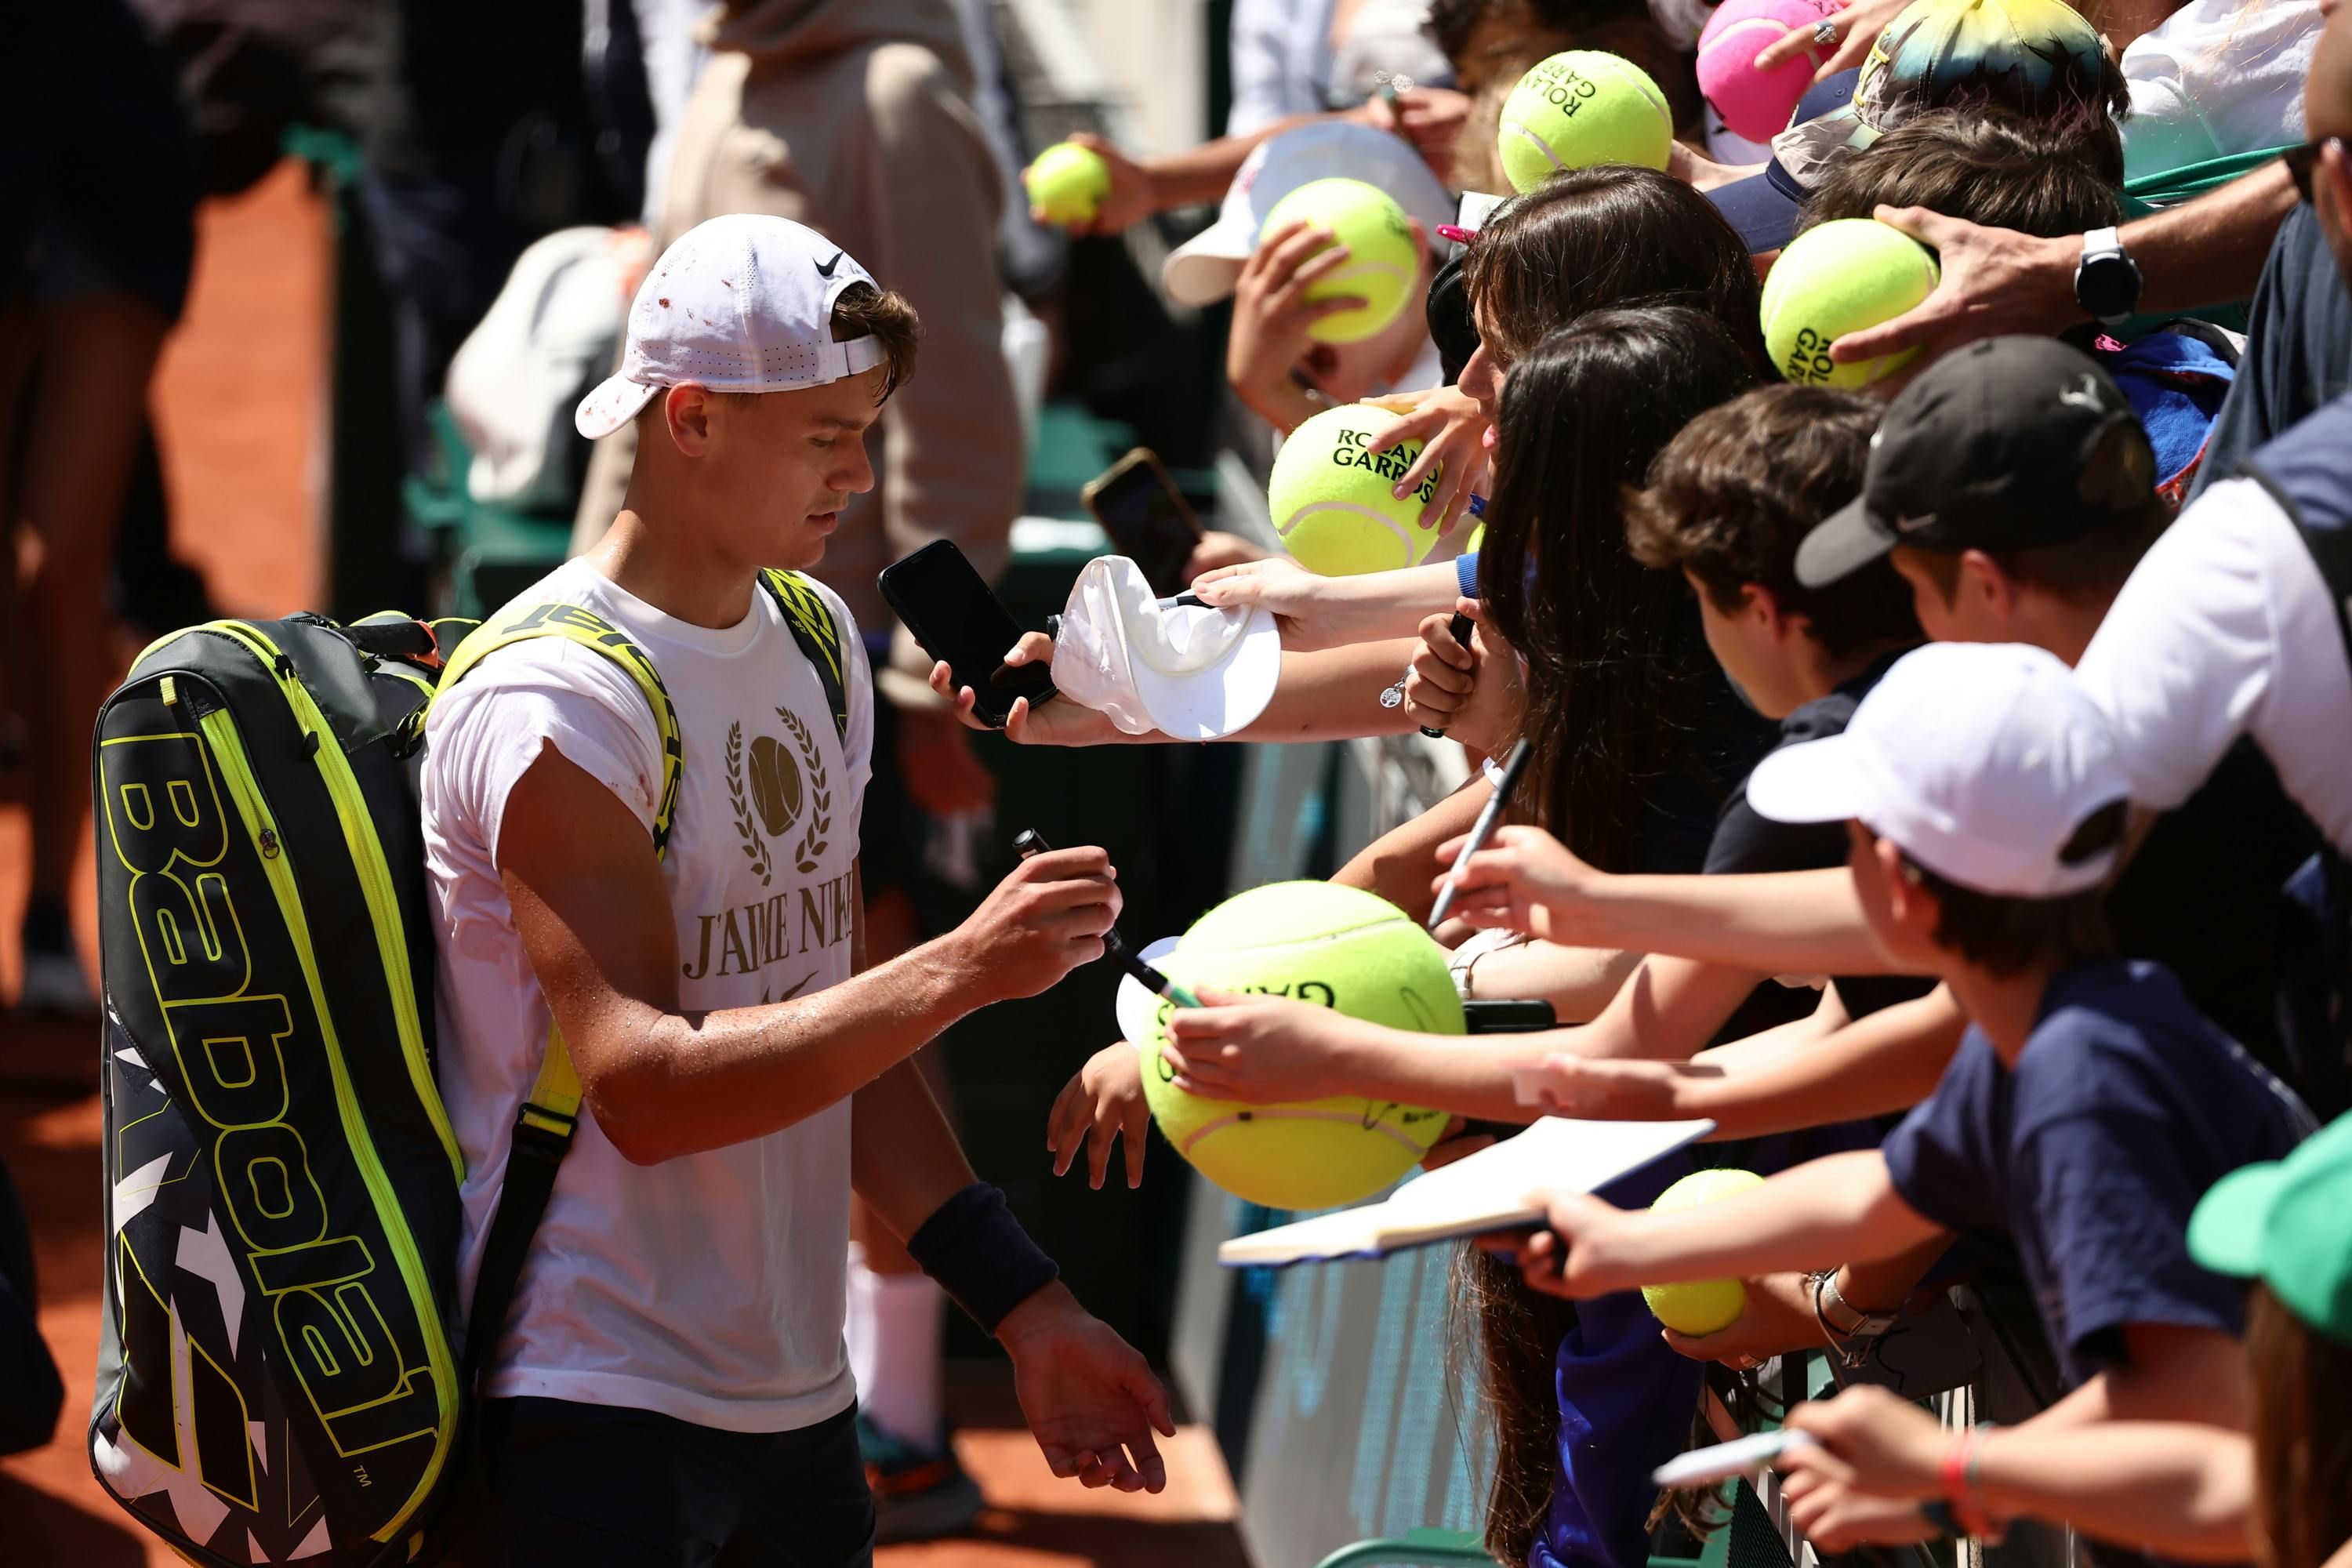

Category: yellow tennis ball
[1640, 1167, 1766, 1335]
[1760, 219, 1941, 387]
[1266, 404, 1445, 576]
[1497, 51, 1675, 193]
[1025, 142, 1111, 227]
[1258, 176, 1420, 344]
[1141, 882, 1464, 1210]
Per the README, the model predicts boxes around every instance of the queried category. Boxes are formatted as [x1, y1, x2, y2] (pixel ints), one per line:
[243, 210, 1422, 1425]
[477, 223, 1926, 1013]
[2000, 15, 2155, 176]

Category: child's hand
[1157, 988, 1373, 1103]
[1779, 1385, 1951, 1501]
[1658, 1272, 1821, 1369]
[1433, 823, 1610, 943]
[1047, 1044, 1152, 1190]
[1404, 600, 1521, 754]
[1476, 1189, 1635, 1300]
[1357, 383, 1492, 535]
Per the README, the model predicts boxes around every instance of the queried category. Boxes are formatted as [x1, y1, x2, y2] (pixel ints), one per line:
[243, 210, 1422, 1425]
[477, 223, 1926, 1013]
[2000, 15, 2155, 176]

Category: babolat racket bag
[89, 612, 474, 1566]
[87, 577, 843, 1566]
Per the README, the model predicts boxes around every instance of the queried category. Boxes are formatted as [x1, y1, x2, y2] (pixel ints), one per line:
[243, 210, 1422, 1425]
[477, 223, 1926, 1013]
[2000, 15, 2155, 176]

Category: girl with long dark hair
[1163, 307, 1766, 1567]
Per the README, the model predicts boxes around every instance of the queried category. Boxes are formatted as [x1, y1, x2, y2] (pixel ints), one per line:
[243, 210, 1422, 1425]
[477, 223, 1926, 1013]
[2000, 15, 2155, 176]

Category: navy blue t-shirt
[1882, 959, 2314, 1387]
[1703, 651, 1933, 1022]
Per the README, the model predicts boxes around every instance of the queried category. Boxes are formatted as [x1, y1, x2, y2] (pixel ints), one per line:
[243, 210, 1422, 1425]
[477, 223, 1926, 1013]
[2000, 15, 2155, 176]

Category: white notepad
[1215, 1115, 1715, 1267]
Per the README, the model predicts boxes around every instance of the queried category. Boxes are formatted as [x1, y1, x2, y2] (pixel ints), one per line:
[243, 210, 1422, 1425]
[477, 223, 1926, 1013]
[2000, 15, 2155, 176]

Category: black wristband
[906, 1182, 1059, 1334]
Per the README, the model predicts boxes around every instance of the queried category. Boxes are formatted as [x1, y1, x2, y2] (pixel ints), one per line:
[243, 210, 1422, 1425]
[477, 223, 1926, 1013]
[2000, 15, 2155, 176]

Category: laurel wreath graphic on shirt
[779, 706, 832, 874]
[724, 721, 778, 887]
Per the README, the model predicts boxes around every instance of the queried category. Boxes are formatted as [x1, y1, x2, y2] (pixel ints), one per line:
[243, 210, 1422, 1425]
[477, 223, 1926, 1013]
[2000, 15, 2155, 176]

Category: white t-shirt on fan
[422, 557, 875, 1433]
[2075, 476, 2352, 856]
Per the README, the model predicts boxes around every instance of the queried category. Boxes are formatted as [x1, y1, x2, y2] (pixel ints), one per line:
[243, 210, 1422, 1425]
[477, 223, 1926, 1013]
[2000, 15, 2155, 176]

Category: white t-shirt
[2075, 477, 2352, 854]
[2121, 0, 2318, 181]
[421, 557, 876, 1432]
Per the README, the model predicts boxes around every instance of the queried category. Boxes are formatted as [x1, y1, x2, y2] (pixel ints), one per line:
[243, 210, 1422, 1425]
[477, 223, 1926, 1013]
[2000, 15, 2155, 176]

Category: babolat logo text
[1330, 428, 1442, 508]
[103, 731, 440, 1467]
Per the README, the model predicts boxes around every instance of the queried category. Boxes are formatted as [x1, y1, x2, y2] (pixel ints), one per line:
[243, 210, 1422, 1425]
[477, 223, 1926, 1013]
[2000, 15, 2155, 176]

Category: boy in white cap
[1486, 641, 2311, 1546]
[421, 214, 1171, 1566]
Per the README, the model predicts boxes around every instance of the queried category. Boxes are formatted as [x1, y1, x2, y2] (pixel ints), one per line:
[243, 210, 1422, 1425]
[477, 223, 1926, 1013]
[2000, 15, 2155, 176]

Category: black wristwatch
[2074, 226, 2143, 328]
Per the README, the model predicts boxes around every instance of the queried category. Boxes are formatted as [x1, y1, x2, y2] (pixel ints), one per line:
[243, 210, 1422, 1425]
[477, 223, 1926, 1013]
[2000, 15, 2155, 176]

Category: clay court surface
[0, 165, 1247, 1568]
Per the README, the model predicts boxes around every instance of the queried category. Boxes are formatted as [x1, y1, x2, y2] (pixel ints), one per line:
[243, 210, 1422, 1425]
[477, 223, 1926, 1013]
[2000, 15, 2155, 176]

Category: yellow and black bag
[90, 572, 846, 1566]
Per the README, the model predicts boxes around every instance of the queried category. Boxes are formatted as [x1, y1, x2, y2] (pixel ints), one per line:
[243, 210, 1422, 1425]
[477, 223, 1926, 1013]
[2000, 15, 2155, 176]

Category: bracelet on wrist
[1939, 1423, 2005, 1543]
[1809, 1271, 1869, 1369]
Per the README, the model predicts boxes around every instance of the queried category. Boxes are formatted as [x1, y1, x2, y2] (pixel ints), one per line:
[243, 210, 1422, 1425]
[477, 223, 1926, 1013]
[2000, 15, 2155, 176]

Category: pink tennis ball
[1697, 0, 1838, 142]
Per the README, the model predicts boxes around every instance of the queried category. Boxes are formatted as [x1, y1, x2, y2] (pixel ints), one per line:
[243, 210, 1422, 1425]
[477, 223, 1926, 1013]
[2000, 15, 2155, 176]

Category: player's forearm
[590, 931, 991, 1163]
[1684, 985, 1964, 1141]
[1973, 1421, 2253, 1562]
[1569, 868, 1903, 975]
[851, 1058, 982, 1242]
[1606, 1151, 1930, 1284]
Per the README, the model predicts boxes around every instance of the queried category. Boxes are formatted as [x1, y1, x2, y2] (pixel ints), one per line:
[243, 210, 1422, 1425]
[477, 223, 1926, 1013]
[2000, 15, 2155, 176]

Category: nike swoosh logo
[768, 972, 817, 1005]
[815, 252, 843, 278]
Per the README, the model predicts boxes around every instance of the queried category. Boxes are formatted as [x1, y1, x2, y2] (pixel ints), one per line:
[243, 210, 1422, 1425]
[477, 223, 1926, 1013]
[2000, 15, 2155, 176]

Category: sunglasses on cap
[2285, 136, 2345, 204]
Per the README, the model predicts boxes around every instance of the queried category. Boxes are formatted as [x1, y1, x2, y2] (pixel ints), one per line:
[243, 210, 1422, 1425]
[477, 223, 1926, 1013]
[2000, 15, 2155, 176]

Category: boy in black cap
[1793, 336, 2321, 1086]
[1477, 338, 2320, 1103]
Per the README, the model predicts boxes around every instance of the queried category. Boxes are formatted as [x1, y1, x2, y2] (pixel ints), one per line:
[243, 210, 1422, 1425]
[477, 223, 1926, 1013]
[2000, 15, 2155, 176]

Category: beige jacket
[591, 0, 1022, 689]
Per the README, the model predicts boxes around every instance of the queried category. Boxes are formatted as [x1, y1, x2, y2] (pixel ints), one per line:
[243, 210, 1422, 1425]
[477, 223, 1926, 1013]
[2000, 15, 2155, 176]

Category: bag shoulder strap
[757, 568, 851, 745]
[430, 600, 685, 1387]
[435, 601, 686, 850]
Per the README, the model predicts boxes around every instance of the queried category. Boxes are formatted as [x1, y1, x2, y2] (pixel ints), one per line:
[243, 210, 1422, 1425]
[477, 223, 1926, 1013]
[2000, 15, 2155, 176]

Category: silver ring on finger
[1813, 18, 1839, 43]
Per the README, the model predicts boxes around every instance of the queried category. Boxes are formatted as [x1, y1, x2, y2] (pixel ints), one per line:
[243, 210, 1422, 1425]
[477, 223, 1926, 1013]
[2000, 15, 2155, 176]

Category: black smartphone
[1080, 448, 1203, 596]
[1462, 998, 1558, 1033]
[877, 540, 1056, 728]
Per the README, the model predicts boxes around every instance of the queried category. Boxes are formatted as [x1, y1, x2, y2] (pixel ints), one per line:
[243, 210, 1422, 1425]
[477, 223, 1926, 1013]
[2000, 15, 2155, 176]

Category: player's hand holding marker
[946, 844, 1123, 1004]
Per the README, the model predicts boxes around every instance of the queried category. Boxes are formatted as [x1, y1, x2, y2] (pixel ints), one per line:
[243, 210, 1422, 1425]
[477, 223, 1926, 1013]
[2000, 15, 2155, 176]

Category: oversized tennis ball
[1258, 177, 1420, 344]
[1025, 142, 1111, 227]
[1698, 0, 1838, 141]
[1497, 51, 1675, 193]
[1141, 882, 1464, 1210]
[1266, 404, 1445, 576]
[1760, 219, 1941, 387]
[1640, 1168, 1766, 1335]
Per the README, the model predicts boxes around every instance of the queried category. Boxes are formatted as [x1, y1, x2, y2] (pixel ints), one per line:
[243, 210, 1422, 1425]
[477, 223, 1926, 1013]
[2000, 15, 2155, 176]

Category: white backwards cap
[575, 213, 886, 439]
